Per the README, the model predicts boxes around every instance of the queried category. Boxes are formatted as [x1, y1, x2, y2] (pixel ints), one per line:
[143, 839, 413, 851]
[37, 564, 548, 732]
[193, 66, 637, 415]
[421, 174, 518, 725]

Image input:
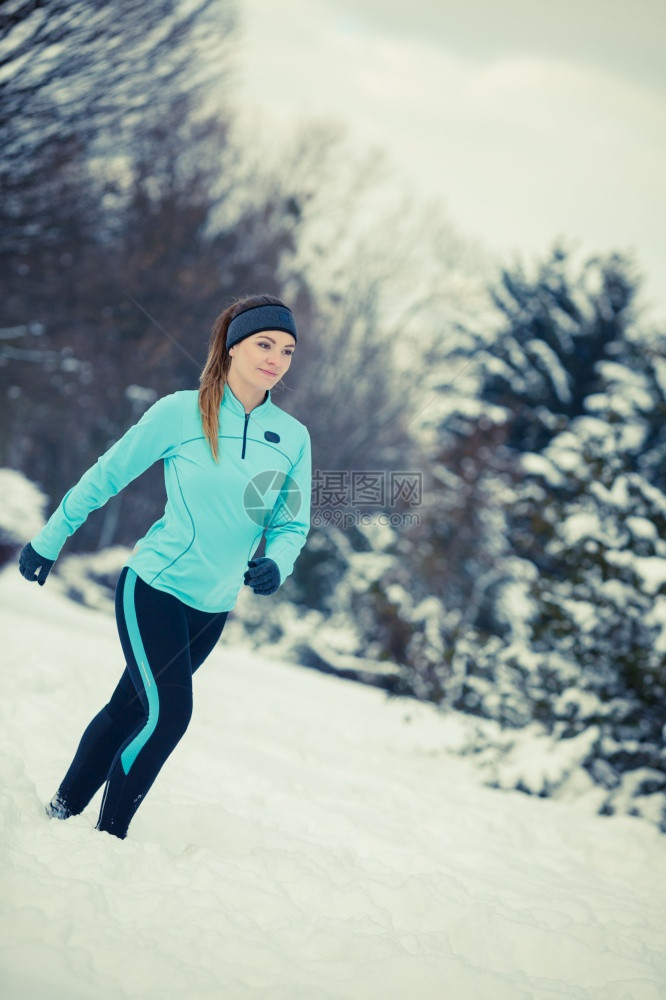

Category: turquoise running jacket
[31, 387, 312, 612]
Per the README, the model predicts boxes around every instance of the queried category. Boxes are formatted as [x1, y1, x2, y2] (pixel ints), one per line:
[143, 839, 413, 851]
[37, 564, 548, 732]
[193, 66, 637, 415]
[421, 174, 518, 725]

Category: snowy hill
[1, 567, 665, 1000]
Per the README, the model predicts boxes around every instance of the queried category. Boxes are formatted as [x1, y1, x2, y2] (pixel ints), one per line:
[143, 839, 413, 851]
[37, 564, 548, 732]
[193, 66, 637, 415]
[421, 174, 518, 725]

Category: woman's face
[229, 330, 296, 390]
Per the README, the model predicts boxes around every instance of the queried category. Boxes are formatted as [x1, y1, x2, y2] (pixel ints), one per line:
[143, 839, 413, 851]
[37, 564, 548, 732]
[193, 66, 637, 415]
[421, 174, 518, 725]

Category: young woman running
[18, 294, 311, 840]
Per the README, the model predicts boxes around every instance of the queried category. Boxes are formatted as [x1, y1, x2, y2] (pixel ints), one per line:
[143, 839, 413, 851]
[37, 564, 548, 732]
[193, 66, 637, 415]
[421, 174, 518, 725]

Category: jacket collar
[222, 383, 272, 416]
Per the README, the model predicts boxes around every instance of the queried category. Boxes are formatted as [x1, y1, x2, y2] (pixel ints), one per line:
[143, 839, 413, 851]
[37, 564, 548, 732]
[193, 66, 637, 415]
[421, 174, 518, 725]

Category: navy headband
[226, 304, 298, 349]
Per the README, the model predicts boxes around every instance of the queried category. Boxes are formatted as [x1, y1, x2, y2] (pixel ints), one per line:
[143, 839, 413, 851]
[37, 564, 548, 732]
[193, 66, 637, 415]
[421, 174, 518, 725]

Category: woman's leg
[187, 602, 229, 674]
[96, 569, 226, 839]
[49, 665, 145, 817]
[47, 568, 146, 818]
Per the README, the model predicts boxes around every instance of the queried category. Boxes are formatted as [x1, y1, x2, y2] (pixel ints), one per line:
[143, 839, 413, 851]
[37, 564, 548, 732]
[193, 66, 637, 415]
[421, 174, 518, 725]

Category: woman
[18, 294, 311, 840]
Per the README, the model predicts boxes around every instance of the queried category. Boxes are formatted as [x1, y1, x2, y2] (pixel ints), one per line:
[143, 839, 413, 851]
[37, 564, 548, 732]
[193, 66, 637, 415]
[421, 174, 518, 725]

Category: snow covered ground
[1, 566, 665, 1000]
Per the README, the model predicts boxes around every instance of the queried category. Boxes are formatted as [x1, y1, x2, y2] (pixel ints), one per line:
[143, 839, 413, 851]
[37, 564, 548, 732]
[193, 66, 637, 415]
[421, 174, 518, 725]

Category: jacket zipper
[241, 413, 250, 459]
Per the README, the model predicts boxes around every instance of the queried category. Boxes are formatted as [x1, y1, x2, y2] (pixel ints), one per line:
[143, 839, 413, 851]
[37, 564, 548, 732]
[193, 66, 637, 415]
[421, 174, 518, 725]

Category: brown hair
[198, 293, 288, 462]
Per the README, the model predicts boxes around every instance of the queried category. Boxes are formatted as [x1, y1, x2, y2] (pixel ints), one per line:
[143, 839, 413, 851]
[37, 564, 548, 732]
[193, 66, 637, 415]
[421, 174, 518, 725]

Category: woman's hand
[244, 557, 280, 596]
[18, 542, 54, 586]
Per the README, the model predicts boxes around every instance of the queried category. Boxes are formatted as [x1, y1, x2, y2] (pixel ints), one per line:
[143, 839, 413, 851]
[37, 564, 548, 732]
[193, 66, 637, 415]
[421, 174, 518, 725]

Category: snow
[626, 516, 658, 541]
[55, 545, 132, 613]
[644, 597, 666, 653]
[558, 512, 603, 547]
[1, 567, 666, 1000]
[0, 467, 47, 543]
[604, 550, 666, 595]
[479, 722, 602, 798]
[525, 338, 572, 404]
[519, 452, 566, 488]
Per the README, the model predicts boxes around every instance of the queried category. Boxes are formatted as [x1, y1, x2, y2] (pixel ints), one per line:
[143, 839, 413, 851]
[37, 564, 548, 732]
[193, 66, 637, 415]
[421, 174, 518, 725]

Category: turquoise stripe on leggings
[120, 570, 160, 775]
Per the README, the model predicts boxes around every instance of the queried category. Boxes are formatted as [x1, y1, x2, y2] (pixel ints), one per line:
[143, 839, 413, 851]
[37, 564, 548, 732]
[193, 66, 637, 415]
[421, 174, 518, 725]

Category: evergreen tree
[481, 244, 639, 454]
[453, 335, 666, 827]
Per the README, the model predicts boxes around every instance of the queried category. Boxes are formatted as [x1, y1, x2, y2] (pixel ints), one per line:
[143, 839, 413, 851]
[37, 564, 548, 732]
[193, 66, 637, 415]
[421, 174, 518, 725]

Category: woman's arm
[262, 426, 312, 586]
[30, 392, 182, 562]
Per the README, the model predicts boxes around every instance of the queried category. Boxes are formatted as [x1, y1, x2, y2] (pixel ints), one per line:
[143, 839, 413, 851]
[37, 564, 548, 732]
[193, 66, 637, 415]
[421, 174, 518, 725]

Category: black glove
[244, 557, 280, 596]
[18, 542, 54, 586]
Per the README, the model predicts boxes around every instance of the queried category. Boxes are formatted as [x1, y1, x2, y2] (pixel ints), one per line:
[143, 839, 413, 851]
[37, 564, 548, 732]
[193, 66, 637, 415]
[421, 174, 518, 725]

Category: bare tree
[0, 0, 234, 253]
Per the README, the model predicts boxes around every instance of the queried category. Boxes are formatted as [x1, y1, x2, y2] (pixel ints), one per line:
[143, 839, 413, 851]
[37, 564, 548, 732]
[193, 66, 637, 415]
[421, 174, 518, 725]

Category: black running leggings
[55, 567, 228, 838]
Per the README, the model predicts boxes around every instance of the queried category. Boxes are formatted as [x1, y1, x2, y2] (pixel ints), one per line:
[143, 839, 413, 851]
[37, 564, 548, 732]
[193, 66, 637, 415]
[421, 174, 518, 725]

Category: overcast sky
[234, 0, 665, 321]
